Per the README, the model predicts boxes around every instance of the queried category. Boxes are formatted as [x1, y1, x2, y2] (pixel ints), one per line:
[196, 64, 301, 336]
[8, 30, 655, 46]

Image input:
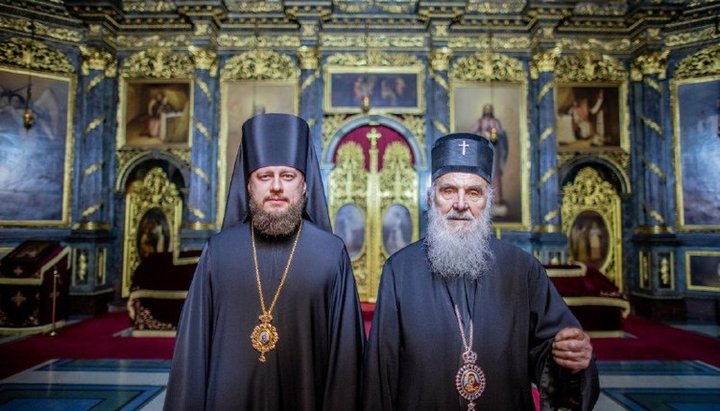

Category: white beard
[425, 196, 494, 280]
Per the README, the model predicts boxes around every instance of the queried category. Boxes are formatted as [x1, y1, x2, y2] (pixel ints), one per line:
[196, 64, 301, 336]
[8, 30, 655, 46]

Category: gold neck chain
[251, 222, 303, 316]
[249, 222, 303, 362]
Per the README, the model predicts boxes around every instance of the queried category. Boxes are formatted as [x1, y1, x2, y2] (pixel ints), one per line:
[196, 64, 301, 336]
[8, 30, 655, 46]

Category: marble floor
[1, 316, 720, 410]
[0, 358, 719, 410]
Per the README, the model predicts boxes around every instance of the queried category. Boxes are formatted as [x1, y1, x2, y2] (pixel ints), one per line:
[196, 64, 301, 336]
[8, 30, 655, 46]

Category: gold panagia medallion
[251, 313, 279, 362]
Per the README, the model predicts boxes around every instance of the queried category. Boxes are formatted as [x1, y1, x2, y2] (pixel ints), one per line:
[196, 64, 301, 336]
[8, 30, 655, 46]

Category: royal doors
[327, 123, 420, 302]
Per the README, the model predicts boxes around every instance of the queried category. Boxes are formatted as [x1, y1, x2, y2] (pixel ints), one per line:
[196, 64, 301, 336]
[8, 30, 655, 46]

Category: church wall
[0, 0, 718, 320]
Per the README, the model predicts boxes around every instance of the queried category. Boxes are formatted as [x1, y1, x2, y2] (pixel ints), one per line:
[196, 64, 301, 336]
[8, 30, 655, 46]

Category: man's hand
[552, 327, 593, 373]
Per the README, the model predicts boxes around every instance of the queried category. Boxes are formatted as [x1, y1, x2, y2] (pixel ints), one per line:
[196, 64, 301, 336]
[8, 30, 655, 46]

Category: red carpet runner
[2, 308, 719, 380]
[592, 314, 720, 366]
[0, 311, 173, 379]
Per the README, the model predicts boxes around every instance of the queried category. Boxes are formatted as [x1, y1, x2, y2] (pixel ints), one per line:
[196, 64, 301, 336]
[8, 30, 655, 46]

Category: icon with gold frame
[450, 81, 530, 230]
[672, 75, 720, 230]
[118, 79, 193, 148]
[555, 83, 626, 152]
[0, 67, 74, 226]
[324, 66, 424, 114]
[686, 251, 720, 291]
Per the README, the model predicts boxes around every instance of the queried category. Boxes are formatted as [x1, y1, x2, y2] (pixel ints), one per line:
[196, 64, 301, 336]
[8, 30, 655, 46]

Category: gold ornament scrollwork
[431, 23, 449, 39]
[665, 27, 717, 48]
[658, 253, 673, 289]
[379, 142, 418, 214]
[556, 38, 631, 53]
[631, 50, 669, 81]
[466, 0, 525, 13]
[297, 46, 319, 70]
[122, 167, 182, 297]
[557, 151, 629, 178]
[600, 151, 630, 173]
[555, 51, 626, 82]
[574, 2, 626, 16]
[378, 35, 426, 49]
[123, 0, 176, 12]
[673, 44, 720, 80]
[329, 143, 369, 290]
[322, 114, 348, 152]
[189, 46, 218, 76]
[167, 148, 191, 165]
[334, 0, 372, 13]
[377, 142, 418, 280]
[563, 168, 610, 205]
[75, 249, 88, 284]
[116, 148, 190, 180]
[530, 46, 561, 79]
[117, 34, 192, 49]
[121, 49, 194, 79]
[216, 34, 300, 49]
[80, 46, 117, 77]
[561, 167, 623, 289]
[97, 248, 107, 285]
[392, 114, 426, 163]
[224, 0, 283, 12]
[0, 16, 82, 43]
[375, 0, 416, 13]
[430, 47, 452, 72]
[326, 50, 421, 67]
[639, 250, 650, 289]
[116, 149, 144, 175]
[221, 50, 300, 81]
[448, 36, 531, 51]
[0, 37, 74, 73]
[450, 52, 525, 82]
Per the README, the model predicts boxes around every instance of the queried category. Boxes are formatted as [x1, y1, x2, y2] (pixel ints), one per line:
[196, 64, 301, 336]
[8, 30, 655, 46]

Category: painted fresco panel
[674, 77, 720, 229]
[0, 67, 72, 224]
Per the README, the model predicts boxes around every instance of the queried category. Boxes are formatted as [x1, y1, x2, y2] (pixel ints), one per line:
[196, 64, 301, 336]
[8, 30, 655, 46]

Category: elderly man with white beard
[362, 133, 599, 411]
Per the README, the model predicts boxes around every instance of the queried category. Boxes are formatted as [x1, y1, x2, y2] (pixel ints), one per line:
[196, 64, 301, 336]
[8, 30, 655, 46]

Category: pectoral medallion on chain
[251, 313, 279, 362]
[249, 223, 303, 363]
[452, 304, 486, 410]
[455, 349, 486, 410]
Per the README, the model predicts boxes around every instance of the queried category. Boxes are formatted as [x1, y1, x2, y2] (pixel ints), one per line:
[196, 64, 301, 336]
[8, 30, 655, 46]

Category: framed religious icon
[672, 75, 720, 230]
[218, 79, 298, 224]
[118, 79, 193, 148]
[0, 66, 74, 226]
[382, 204, 412, 255]
[333, 203, 366, 259]
[324, 66, 424, 114]
[685, 251, 720, 291]
[450, 81, 530, 229]
[568, 210, 610, 269]
[136, 207, 172, 260]
[555, 83, 626, 152]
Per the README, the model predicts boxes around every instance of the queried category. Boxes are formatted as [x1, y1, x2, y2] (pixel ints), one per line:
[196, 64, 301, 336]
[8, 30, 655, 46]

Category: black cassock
[362, 238, 599, 410]
[165, 221, 365, 410]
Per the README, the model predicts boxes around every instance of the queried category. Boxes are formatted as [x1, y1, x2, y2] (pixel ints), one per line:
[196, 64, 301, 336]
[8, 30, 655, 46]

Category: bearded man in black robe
[165, 113, 365, 410]
[362, 133, 599, 410]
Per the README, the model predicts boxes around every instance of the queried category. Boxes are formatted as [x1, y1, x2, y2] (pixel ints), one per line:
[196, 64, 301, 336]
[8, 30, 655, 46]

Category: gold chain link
[251, 222, 303, 315]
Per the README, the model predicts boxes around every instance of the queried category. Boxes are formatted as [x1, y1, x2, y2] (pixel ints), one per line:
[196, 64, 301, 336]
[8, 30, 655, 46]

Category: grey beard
[249, 195, 305, 237]
[425, 199, 494, 280]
